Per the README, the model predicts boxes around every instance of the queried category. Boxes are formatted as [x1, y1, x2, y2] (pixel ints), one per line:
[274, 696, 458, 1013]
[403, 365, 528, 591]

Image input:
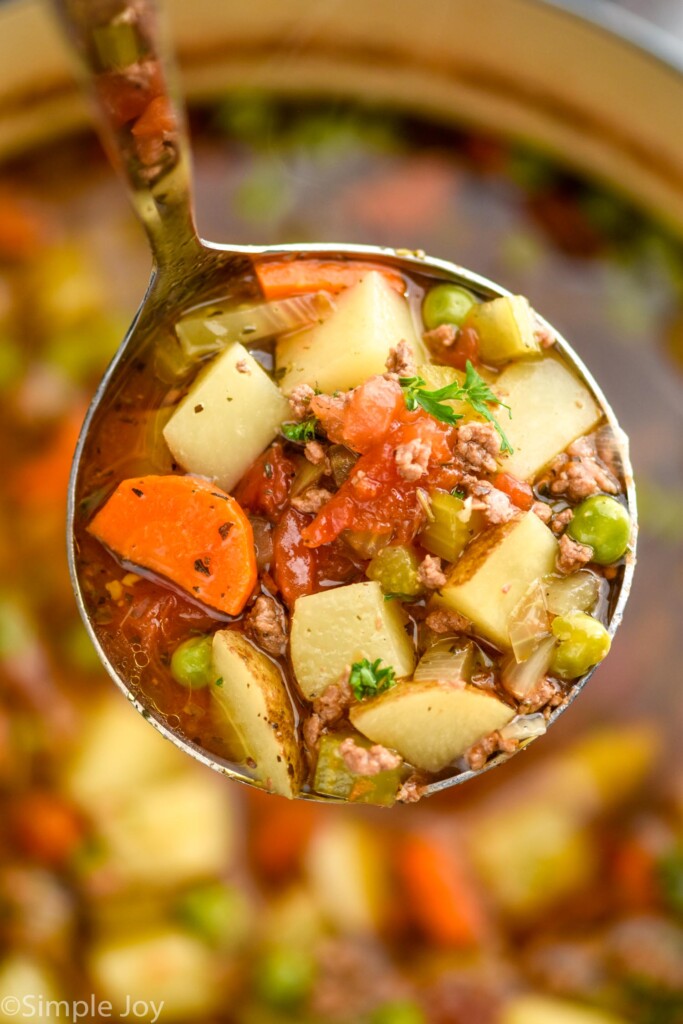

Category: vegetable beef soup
[76, 250, 631, 801]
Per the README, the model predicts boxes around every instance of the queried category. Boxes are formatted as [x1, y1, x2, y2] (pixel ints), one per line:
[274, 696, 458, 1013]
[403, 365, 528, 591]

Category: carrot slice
[88, 475, 256, 616]
[255, 257, 406, 300]
[397, 833, 486, 947]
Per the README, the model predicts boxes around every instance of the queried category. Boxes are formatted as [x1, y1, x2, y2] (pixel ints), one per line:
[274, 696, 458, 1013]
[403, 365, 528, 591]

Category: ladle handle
[51, 0, 202, 272]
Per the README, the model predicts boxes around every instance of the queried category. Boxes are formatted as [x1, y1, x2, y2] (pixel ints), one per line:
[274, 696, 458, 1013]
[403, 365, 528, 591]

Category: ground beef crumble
[556, 533, 593, 575]
[304, 440, 328, 466]
[531, 500, 553, 524]
[288, 383, 315, 420]
[396, 774, 428, 803]
[453, 423, 499, 476]
[291, 487, 333, 514]
[425, 607, 472, 634]
[244, 595, 287, 657]
[339, 738, 402, 775]
[519, 675, 564, 714]
[470, 484, 517, 525]
[235, 358, 251, 375]
[551, 507, 574, 534]
[303, 670, 354, 750]
[423, 323, 458, 349]
[385, 339, 417, 378]
[466, 730, 518, 772]
[543, 435, 620, 502]
[395, 438, 431, 481]
[418, 554, 447, 589]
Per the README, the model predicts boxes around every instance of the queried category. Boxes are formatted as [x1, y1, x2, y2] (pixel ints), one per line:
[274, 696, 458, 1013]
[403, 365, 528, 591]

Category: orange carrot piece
[88, 475, 256, 616]
[10, 791, 86, 867]
[398, 833, 486, 947]
[255, 257, 406, 300]
[12, 407, 85, 507]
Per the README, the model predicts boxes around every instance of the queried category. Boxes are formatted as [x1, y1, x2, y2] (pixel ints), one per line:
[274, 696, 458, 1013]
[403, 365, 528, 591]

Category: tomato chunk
[273, 508, 317, 608]
[234, 443, 295, 522]
[492, 472, 534, 511]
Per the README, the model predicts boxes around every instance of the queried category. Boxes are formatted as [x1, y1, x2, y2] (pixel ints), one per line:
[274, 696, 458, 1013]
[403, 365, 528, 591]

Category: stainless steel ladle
[55, 0, 637, 800]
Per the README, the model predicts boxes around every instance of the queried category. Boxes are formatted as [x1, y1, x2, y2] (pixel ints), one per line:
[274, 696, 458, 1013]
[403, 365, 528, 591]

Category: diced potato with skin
[89, 929, 220, 1022]
[493, 354, 602, 481]
[290, 581, 415, 700]
[463, 295, 541, 363]
[501, 995, 628, 1024]
[437, 512, 558, 650]
[351, 679, 514, 772]
[277, 271, 427, 394]
[163, 341, 290, 492]
[212, 630, 303, 799]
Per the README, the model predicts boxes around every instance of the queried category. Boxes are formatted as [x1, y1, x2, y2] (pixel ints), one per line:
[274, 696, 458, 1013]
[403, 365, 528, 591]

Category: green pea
[422, 283, 476, 330]
[550, 611, 611, 680]
[175, 881, 252, 949]
[170, 635, 214, 688]
[567, 494, 630, 565]
[255, 946, 316, 1010]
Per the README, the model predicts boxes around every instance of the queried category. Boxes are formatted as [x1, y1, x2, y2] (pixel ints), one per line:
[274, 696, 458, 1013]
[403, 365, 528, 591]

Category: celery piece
[93, 21, 141, 70]
[366, 545, 424, 598]
[313, 732, 403, 806]
[344, 530, 390, 560]
[463, 295, 541, 364]
[419, 492, 481, 563]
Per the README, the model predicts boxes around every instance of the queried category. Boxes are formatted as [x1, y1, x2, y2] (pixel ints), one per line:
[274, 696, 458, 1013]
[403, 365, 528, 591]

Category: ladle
[54, 0, 637, 799]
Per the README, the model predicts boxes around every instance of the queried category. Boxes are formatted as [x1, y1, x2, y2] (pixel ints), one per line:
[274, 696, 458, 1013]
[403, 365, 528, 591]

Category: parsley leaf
[399, 361, 513, 454]
[349, 658, 397, 700]
[281, 417, 318, 444]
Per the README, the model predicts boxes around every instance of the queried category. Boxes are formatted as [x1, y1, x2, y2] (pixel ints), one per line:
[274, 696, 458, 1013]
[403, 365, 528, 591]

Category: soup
[75, 249, 630, 801]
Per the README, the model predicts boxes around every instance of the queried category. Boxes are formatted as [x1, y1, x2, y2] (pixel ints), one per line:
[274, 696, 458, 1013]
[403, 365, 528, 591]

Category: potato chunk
[494, 355, 601, 481]
[276, 271, 426, 394]
[290, 581, 415, 700]
[438, 512, 558, 649]
[350, 680, 514, 772]
[212, 630, 302, 798]
[163, 342, 290, 492]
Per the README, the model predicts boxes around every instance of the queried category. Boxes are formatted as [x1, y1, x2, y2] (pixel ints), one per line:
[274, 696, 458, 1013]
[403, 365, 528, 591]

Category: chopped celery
[313, 732, 403, 806]
[366, 545, 424, 598]
[419, 492, 482, 563]
[344, 530, 390, 559]
[290, 457, 325, 498]
[462, 295, 541, 364]
[93, 20, 142, 70]
[328, 444, 358, 486]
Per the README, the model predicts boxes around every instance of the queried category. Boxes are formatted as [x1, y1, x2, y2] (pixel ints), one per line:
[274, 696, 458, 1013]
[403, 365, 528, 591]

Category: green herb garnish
[400, 360, 513, 454]
[281, 418, 318, 444]
[349, 658, 397, 700]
